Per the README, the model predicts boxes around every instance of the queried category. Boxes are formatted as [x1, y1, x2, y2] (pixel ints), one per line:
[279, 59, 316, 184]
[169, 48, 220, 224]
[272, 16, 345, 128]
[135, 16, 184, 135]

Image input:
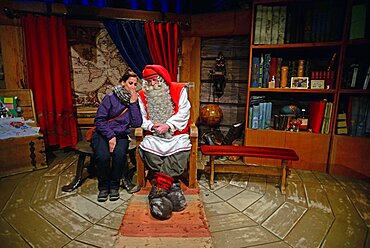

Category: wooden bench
[200, 145, 299, 194]
[61, 138, 137, 192]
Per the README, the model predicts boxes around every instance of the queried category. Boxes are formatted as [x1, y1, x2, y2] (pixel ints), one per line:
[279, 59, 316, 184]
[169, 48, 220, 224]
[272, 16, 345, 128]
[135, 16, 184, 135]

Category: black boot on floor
[122, 178, 141, 194]
[97, 189, 109, 202]
[109, 188, 120, 201]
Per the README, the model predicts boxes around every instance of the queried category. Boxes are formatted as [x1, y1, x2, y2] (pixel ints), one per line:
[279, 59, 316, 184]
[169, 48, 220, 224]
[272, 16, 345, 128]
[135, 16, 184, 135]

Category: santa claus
[138, 64, 191, 220]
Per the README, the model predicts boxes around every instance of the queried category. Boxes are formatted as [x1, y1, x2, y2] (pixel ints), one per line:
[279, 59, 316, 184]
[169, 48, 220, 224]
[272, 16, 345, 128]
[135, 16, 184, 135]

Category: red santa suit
[138, 64, 191, 156]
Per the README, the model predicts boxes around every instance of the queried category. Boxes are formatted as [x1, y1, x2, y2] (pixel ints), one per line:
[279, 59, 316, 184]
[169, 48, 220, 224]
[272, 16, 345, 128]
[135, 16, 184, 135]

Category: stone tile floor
[0, 149, 369, 247]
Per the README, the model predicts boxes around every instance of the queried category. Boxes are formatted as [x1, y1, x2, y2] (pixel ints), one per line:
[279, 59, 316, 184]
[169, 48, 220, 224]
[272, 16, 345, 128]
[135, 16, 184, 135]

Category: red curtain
[21, 14, 77, 148]
[144, 22, 179, 81]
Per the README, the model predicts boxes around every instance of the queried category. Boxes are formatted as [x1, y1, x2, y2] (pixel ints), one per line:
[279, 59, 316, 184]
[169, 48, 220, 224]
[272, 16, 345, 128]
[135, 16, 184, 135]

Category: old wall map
[67, 26, 130, 110]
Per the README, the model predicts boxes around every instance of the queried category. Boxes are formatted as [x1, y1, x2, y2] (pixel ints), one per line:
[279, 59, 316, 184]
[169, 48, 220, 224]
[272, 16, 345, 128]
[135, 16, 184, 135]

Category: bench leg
[280, 159, 288, 195]
[61, 154, 87, 192]
[210, 155, 215, 190]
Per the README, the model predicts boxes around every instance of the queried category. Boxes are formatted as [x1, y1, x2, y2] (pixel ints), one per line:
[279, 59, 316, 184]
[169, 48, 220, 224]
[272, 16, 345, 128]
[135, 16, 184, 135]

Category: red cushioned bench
[200, 145, 299, 194]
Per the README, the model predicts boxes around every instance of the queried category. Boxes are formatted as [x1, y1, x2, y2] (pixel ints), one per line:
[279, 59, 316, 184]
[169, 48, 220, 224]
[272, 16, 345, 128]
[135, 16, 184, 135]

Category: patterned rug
[115, 187, 213, 247]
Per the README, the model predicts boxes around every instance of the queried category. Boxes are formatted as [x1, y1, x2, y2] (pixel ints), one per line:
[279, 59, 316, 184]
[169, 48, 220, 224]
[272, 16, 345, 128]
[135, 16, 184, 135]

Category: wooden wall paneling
[200, 82, 247, 104]
[244, 129, 285, 166]
[200, 59, 248, 81]
[329, 135, 370, 179]
[285, 132, 330, 172]
[218, 104, 245, 127]
[180, 37, 201, 125]
[200, 36, 249, 138]
[186, 10, 251, 37]
[0, 25, 25, 89]
[201, 36, 250, 58]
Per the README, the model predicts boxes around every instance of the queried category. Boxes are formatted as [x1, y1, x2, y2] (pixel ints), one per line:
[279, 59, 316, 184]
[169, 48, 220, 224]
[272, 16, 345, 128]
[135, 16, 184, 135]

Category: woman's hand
[129, 89, 138, 103]
[109, 137, 116, 153]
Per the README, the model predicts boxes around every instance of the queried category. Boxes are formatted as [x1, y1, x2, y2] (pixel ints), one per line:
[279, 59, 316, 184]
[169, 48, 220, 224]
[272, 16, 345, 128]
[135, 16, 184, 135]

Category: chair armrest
[190, 124, 198, 138]
[135, 127, 143, 143]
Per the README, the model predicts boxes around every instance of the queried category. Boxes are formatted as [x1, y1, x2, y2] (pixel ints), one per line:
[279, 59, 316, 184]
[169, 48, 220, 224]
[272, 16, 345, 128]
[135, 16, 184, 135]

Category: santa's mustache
[143, 81, 163, 92]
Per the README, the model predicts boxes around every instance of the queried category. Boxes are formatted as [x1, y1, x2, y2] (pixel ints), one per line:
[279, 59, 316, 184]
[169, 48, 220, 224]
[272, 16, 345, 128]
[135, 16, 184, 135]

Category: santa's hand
[155, 123, 169, 134]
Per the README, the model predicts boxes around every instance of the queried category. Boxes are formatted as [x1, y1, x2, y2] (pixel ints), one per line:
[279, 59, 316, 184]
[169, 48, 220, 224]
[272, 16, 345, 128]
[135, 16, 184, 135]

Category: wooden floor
[0, 149, 369, 247]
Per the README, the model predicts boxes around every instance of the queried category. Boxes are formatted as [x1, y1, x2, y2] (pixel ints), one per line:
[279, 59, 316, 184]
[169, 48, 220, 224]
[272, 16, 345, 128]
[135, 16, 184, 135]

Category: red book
[308, 101, 326, 133]
[269, 57, 278, 81]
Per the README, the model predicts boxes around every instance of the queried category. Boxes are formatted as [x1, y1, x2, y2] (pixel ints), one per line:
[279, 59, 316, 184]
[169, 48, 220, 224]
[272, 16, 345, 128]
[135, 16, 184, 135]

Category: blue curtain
[103, 20, 153, 77]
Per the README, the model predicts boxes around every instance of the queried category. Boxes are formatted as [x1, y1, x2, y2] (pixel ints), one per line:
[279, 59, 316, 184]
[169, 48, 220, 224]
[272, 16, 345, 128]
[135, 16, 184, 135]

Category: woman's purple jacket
[94, 93, 143, 140]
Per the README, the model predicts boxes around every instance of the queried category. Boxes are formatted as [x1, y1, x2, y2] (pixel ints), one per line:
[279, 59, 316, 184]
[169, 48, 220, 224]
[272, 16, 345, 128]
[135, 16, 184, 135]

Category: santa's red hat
[142, 65, 172, 85]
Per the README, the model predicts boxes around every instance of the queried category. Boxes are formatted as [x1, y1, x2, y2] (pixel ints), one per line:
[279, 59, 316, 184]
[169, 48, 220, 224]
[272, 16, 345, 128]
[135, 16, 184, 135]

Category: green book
[350, 4, 366, 40]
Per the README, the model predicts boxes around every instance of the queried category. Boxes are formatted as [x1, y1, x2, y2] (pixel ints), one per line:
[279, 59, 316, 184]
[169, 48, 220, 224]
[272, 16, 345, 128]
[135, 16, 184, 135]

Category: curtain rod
[4, 6, 190, 27]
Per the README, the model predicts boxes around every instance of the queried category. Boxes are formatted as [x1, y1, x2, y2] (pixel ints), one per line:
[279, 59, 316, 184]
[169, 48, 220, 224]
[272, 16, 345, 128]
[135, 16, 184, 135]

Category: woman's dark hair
[120, 70, 138, 83]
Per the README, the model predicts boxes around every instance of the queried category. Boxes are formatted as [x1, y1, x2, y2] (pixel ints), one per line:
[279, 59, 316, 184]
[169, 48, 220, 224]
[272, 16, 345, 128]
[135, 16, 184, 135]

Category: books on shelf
[344, 63, 370, 89]
[254, 5, 287, 44]
[347, 96, 370, 137]
[249, 99, 272, 130]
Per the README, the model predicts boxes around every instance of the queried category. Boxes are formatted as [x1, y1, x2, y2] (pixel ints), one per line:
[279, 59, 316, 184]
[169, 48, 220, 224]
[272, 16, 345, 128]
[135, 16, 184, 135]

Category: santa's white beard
[143, 77, 174, 126]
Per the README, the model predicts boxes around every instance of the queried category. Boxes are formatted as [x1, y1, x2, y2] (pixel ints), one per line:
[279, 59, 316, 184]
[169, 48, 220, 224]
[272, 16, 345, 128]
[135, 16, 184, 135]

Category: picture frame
[310, 79, 325, 89]
[290, 77, 309, 89]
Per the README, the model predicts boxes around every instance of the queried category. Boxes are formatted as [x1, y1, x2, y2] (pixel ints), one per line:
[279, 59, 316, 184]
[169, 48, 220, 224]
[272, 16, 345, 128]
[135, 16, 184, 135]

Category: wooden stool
[62, 141, 94, 192]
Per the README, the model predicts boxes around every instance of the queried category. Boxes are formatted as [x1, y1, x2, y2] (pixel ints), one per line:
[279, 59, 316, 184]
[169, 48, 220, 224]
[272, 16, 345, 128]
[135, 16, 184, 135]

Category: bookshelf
[329, 0, 370, 178]
[245, 0, 370, 177]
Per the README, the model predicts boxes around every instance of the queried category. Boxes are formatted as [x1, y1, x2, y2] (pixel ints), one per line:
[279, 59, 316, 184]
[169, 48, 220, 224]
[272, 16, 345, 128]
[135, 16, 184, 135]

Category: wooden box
[0, 134, 47, 177]
[0, 89, 47, 177]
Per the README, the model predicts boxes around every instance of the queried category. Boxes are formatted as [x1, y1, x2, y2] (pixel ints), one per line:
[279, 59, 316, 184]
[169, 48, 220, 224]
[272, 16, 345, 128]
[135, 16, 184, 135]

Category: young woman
[92, 71, 143, 202]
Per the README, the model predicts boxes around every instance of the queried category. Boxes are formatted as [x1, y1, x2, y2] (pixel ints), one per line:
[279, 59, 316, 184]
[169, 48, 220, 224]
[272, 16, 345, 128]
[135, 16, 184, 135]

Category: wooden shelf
[251, 41, 342, 49]
[346, 38, 370, 46]
[254, 0, 308, 4]
[250, 88, 336, 94]
[338, 89, 370, 95]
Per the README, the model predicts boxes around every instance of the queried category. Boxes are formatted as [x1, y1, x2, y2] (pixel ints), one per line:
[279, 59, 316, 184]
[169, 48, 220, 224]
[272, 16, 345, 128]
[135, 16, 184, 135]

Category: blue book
[252, 105, 260, 129]
[259, 102, 266, 129]
[258, 54, 264, 88]
[248, 107, 253, 128]
[263, 54, 271, 88]
[251, 57, 260, 88]
[265, 102, 272, 129]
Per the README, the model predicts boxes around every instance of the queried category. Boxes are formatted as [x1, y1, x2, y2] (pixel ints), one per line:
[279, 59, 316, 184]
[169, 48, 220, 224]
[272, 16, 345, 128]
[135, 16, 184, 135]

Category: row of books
[254, 5, 286, 45]
[251, 55, 319, 88]
[247, 98, 334, 134]
[343, 64, 370, 90]
[254, 1, 345, 45]
[248, 102, 272, 130]
[347, 96, 370, 137]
